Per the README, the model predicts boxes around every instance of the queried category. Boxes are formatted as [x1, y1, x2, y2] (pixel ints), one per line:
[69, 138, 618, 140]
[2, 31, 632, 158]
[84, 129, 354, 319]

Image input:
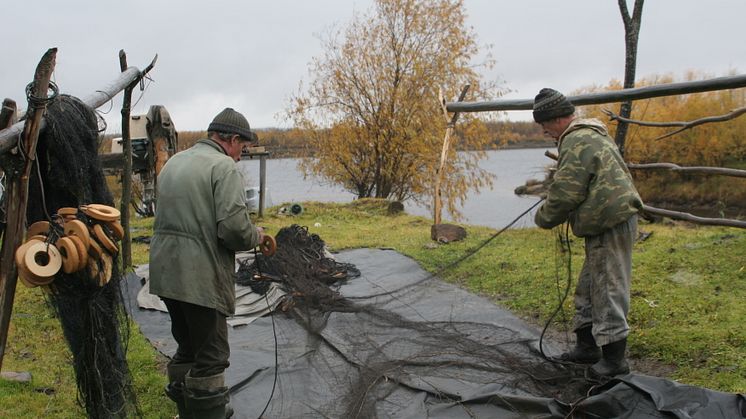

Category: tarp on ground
[125, 248, 745, 419]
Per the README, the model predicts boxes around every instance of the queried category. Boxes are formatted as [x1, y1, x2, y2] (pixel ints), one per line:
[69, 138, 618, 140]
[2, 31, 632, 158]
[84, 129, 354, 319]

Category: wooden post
[0, 99, 16, 129]
[119, 50, 135, 271]
[259, 155, 267, 218]
[0, 48, 57, 371]
[433, 85, 469, 226]
[0, 99, 17, 241]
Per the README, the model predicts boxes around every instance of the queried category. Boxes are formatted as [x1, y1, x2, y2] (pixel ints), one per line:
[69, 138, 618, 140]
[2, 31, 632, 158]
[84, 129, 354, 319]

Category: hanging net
[24, 95, 139, 418]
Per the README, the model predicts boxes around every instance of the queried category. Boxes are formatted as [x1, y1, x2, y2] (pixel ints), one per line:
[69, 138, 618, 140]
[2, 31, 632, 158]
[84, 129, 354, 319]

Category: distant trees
[286, 0, 501, 217]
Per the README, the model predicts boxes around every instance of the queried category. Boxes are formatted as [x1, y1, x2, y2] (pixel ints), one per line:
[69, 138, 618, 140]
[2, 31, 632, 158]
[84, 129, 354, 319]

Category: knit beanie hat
[208, 108, 258, 142]
[532, 88, 575, 123]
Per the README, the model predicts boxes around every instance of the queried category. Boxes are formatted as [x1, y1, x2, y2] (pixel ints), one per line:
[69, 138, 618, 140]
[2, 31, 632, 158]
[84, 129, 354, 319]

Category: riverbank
[1, 200, 743, 417]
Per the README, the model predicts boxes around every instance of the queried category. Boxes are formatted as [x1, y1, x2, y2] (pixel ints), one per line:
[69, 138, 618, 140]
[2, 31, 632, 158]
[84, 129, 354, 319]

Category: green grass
[2, 199, 744, 417]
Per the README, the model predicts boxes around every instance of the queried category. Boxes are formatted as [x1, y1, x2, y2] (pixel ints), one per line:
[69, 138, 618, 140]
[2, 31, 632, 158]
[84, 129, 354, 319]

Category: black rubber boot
[166, 363, 193, 419]
[184, 373, 232, 419]
[559, 326, 601, 364]
[590, 338, 630, 377]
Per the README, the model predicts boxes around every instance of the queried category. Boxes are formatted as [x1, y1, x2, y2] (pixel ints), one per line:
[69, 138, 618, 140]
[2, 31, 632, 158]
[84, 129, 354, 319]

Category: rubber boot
[184, 373, 232, 419]
[165, 363, 193, 419]
[590, 338, 630, 377]
[559, 326, 601, 364]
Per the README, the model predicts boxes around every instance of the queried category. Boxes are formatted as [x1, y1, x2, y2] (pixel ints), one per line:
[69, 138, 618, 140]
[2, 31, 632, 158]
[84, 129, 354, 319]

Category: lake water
[237, 148, 553, 229]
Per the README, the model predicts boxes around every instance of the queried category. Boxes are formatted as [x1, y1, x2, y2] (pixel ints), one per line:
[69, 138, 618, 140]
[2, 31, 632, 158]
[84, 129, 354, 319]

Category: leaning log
[447, 74, 746, 113]
[0, 48, 57, 371]
[119, 50, 135, 270]
[0, 66, 141, 154]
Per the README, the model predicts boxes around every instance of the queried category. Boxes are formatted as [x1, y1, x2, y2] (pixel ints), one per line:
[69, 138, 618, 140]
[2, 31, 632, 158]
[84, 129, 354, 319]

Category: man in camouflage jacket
[532, 88, 642, 377]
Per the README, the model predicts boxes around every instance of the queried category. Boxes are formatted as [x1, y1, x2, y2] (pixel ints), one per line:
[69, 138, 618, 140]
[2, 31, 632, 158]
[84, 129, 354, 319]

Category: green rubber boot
[184, 373, 232, 419]
[165, 363, 193, 419]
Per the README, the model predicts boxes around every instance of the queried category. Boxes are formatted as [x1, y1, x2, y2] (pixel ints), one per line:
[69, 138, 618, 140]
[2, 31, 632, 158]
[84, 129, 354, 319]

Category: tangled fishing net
[24, 95, 138, 418]
[236, 224, 592, 417]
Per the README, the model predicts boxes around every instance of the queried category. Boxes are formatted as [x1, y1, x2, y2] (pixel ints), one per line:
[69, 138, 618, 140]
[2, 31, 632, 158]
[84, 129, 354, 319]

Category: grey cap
[208, 108, 258, 142]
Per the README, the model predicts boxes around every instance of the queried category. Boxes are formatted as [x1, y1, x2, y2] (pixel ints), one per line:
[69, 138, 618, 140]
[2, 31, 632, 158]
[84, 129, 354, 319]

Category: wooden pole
[446, 74, 746, 113]
[0, 67, 141, 154]
[434, 85, 469, 226]
[0, 48, 57, 371]
[259, 155, 267, 218]
[119, 51, 135, 271]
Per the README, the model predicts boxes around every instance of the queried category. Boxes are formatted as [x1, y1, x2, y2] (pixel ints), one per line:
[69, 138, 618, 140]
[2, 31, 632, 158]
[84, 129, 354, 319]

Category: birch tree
[287, 0, 501, 217]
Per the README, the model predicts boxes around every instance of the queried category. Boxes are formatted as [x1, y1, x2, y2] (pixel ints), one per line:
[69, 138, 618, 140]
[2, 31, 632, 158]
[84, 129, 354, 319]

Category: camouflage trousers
[573, 215, 637, 346]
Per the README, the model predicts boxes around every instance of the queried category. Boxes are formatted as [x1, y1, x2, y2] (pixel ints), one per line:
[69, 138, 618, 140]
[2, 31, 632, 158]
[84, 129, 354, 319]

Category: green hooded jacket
[535, 118, 642, 237]
[149, 139, 260, 315]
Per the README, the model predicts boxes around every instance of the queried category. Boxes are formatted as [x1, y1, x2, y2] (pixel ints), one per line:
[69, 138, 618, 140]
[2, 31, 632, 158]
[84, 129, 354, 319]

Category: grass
[1, 199, 744, 417]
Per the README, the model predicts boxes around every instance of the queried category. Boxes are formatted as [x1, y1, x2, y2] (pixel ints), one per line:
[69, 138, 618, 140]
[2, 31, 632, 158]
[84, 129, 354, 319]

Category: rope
[253, 247, 279, 419]
[347, 197, 546, 301]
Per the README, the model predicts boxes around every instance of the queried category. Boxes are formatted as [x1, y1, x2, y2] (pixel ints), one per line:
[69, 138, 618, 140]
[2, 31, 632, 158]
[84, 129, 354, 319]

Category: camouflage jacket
[535, 118, 642, 237]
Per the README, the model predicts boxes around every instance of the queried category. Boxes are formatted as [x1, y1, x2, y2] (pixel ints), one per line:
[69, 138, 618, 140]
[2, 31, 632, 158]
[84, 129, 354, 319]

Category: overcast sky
[3, 1, 745, 132]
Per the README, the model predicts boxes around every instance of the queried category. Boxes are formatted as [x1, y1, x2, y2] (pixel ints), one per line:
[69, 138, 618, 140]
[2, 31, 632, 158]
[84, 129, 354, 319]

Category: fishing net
[24, 95, 138, 418]
[236, 224, 592, 417]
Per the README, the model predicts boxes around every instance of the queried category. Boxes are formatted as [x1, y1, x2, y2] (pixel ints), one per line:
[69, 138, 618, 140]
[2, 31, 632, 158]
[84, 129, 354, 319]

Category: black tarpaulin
[125, 248, 745, 418]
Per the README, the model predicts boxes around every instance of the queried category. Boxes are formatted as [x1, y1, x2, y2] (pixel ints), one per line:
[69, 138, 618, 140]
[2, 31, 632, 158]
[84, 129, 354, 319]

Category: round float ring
[68, 235, 89, 271]
[93, 224, 119, 255]
[88, 239, 103, 261]
[260, 235, 277, 257]
[106, 221, 125, 241]
[23, 241, 62, 280]
[81, 204, 120, 222]
[15, 239, 45, 287]
[57, 207, 78, 217]
[99, 253, 113, 287]
[64, 220, 91, 250]
[27, 221, 50, 238]
[56, 236, 81, 274]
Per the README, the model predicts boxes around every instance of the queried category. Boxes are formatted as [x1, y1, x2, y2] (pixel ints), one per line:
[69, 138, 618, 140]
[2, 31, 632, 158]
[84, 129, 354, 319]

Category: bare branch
[602, 106, 746, 140]
[627, 162, 746, 178]
[643, 205, 746, 229]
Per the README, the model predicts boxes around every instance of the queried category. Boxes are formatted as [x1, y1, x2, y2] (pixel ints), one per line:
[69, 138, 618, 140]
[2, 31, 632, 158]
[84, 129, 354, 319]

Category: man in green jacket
[150, 108, 263, 418]
[532, 88, 642, 378]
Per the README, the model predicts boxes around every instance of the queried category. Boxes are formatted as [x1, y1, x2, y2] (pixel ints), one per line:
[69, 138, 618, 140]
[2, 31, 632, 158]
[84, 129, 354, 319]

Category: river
[237, 148, 553, 229]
